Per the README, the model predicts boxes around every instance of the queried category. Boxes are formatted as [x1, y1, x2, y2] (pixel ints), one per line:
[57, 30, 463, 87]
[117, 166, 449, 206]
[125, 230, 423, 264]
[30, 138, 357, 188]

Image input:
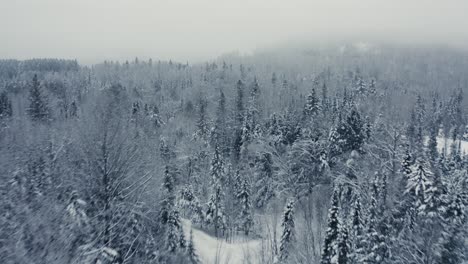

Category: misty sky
[1, 0, 468, 64]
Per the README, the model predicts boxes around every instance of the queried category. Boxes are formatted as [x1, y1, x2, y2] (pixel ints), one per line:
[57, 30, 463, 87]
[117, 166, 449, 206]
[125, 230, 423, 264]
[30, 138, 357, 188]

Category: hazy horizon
[2, 0, 468, 64]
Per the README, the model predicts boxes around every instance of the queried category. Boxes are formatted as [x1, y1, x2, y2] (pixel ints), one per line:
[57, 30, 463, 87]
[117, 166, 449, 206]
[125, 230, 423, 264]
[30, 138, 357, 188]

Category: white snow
[182, 219, 262, 264]
[435, 137, 468, 155]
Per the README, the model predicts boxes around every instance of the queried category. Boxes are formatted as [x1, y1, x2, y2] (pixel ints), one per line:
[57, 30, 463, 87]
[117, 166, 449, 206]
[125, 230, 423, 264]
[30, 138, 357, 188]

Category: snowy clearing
[182, 219, 263, 264]
[435, 137, 468, 155]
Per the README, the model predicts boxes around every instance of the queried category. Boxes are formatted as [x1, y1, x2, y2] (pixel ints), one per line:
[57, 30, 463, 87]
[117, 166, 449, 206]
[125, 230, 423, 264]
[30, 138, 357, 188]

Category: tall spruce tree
[236, 176, 253, 235]
[0, 91, 12, 118]
[304, 87, 320, 118]
[278, 198, 295, 262]
[27, 74, 49, 121]
[321, 188, 340, 264]
[187, 228, 200, 264]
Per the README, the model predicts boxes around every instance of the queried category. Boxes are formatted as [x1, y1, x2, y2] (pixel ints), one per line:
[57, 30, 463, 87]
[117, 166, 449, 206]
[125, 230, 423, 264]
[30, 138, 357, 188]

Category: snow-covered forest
[1, 43, 468, 264]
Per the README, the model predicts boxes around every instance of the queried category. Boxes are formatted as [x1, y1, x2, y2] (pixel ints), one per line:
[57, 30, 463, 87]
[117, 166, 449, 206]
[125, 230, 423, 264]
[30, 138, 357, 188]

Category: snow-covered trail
[182, 219, 262, 264]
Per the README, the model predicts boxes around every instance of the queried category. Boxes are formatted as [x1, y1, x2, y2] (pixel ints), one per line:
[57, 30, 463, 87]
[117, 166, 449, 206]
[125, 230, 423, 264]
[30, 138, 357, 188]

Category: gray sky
[1, 0, 468, 64]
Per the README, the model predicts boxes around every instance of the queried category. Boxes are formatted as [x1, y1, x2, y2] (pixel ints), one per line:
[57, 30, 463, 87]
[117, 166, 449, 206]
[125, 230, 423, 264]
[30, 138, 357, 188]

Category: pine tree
[334, 108, 366, 153]
[235, 80, 245, 124]
[236, 176, 253, 236]
[350, 196, 364, 263]
[368, 79, 376, 94]
[360, 180, 388, 264]
[427, 124, 439, 162]
[278, 198, 295, 262]
[150, 104, 164, 127]
[321, 82, 329, 113]
[27, 74, 49, 121]
[422, 169, 447, 219]
[0, 91, 12, 118]
[336, 224, 349, 264]
[271, 72, 277, 87]
[210, 142, 225, 185]
[205, 182, 226, 237]
[304, 88, 320, 117]
[160, 165, 176, 225]
[321, 188, 340, 264]
[406, 158, 433, 210]
[187, 228, 200, 264]
[212, 90, 228, 154]
[254, 152, 274, 208]
[166, 208, 186, 252]
[355, 76, 366, 95]
[194, 97, 209, 142]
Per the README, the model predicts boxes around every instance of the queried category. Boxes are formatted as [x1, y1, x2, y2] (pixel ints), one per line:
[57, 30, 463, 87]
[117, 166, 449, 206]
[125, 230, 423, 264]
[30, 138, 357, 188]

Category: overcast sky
[1, 0, 468, 64]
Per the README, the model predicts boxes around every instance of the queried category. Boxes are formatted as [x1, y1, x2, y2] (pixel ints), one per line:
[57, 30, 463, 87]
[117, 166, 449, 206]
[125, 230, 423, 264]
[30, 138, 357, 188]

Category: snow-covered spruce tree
[334, 108, 366, 154]
[0, 91, 12, 118]
[236, 176, 253, 236]
[27, 74, 49, 121]
[336, 224, 350, 264]
[360, 180, 389, 264]
[178, 185, 204, 224]
[150, 104, 164, 128]
[254, 152, 275, 208]
[349, 196, 364, 262]
[205, 182, 226, 237]
[193, 97, 210, 142]
[427, 123, 439, 162]
[212, 89, 228, 155]
[166, 207, 186, 253]
[422, 169, 447, 219]
[235, 79, 245, 124]
[160, 164, 177, 225]
[320, 188, 340, 264]
[278, 198, 295, 262]
[239, 78, 261, 154]
[406, 158, 433, 212]
[321, 82, 329, 113]
[304, 87, 320, 118]
[187, 228, 200, 264]
[210, 141, 225, 185]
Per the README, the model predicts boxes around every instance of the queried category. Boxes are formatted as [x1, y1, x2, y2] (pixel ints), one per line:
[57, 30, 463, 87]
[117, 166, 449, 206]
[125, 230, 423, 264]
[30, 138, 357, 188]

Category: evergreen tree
[236, 176, 253, 235]
[422, 169, 447, 219]
[321, 188, 340, 264]
[27, 74, 49, 121]
[213, 90, 228, 154]
[0, 91, 12, 118]
[427, 124, 439, 162]
[150, 105, 164, 128]
[210, 142, 225, 185]
[336, 224, 349, 264]
[254, 152, 275, 208]
[160, 165, 176, 225]
[187, 228, 200, 264]
[368, 79, 376, 94]
[406, 158, 433, 210]
[304, 88, 320, 117]
[235, 80, 245, 124]
[304, 87, 320, 118]
[194, 97, 209, 142]
[360, 179, 389, 264]
[334, 108, 366, 153]
[278, 198, 295, 262]
[205, 182, 226, 237]
[350, 196, 365, 263]
[166, 208, 186, 252]
[321, 82, 329, 113]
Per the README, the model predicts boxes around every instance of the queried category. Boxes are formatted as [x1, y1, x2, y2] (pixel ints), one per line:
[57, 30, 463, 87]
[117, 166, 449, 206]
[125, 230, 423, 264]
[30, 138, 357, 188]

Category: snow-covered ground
[435, 137, 468, 155]
[182, 219, 263, 264]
